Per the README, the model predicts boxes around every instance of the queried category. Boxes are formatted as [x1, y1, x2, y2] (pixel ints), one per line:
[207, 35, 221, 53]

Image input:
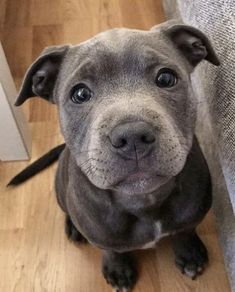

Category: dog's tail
[7, 143, 66, 187]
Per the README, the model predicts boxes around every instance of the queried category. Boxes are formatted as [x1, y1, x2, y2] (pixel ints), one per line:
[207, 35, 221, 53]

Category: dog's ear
[15, 45, 70, 106]
[163, 24, 220, 67]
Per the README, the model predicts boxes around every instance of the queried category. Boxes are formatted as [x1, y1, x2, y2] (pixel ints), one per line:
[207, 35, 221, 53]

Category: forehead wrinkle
[140, 48, 169, 67]
[69, 38, 185, 86]
[77, 40, 119, 81]
[60, 59, 98, 102]
[75, 59, 98, 81]
[140, 47, 188, 78]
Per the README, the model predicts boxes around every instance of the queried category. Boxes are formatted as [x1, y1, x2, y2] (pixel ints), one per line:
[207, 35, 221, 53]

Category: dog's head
[15, 21, 219, 195]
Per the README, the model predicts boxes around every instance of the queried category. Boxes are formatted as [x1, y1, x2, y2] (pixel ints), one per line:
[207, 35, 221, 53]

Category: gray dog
[11, 20, 220, 291]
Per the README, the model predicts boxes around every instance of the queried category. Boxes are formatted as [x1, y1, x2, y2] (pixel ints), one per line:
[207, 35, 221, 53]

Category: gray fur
[15, 20, 219, 290]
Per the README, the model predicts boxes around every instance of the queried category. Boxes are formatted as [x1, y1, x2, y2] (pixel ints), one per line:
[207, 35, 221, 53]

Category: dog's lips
[125, 171, 157, 182]
[114, 170, 167, 194]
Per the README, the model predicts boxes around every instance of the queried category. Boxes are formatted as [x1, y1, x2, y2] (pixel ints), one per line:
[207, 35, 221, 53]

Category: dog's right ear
[15, 45, 70, 106]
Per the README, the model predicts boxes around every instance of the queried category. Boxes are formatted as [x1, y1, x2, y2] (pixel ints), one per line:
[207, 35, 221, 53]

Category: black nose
[109, 121, 156, 160]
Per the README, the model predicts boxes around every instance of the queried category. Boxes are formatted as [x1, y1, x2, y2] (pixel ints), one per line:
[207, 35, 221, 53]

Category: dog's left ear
[164, 24, 220, 67]
[15, 45, 70, 106]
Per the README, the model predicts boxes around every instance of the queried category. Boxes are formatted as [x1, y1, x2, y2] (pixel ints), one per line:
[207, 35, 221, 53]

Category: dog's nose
[109, 121, 156, 160]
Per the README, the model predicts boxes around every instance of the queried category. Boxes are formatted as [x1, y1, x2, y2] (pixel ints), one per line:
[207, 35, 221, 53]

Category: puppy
[12, 20, 220, 291]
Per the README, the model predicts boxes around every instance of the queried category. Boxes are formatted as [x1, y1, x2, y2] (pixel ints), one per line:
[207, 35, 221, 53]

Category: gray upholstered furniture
[162, 1, 235, 290]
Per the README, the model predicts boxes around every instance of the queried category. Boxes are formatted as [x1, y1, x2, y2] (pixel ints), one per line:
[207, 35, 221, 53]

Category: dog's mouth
[123, 171, 162, 183]
[113, 170, 168, 195]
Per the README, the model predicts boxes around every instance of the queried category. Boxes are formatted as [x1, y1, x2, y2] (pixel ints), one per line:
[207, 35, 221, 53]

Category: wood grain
[0, 0, 231, 291]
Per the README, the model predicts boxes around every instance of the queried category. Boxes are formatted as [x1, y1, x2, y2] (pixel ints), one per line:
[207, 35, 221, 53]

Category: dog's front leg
[102, 250, 138, 292]
[65, 215, 87, 243]
[172, 229, 208, 280]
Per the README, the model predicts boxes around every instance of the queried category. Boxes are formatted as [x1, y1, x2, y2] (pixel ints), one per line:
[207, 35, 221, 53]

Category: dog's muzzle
[108, 121, 156, 160]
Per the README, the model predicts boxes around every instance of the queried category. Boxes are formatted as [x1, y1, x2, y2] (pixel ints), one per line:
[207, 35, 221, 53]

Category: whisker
[83, 163, 93, 173]
[80, 157, 96, 167]
[90, 125, 108, 131]
[75, 148, 103, 155]
[86, 165, 97, 177]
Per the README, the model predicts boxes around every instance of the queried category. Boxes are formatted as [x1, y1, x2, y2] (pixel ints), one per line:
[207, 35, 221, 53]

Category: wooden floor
[0, 0, 231, 291]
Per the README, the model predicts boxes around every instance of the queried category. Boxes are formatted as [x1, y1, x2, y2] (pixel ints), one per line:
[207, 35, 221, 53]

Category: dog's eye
[156, 68, 177, 88]
[71, 84, 93, 104]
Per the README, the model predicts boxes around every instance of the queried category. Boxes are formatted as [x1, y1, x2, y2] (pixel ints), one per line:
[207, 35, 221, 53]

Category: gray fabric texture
[162, 0, 235, 291]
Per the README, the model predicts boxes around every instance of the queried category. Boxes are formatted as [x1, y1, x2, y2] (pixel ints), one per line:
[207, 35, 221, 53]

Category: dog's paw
[65, 215, 87, 243]
[102, 253, 138, 291]
[174, 232, 208, 279]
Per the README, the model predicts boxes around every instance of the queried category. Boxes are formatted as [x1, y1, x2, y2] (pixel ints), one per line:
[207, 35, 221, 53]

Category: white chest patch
[140, 221, 170, 250]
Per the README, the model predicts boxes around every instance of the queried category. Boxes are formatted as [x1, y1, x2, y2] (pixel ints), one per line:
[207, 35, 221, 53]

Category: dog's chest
[68, 181, 174, 252]
[84, 212, 170, 251]
[139, 220, 170, 249]
[92, 199, 171, 251]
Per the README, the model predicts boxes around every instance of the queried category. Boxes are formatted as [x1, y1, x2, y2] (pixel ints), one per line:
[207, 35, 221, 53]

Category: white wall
[0, 42, 31, 161]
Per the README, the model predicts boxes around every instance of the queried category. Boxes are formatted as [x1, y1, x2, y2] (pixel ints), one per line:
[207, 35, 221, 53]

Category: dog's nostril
[109, 122, 156, 157]
[113, 138, 127, 148]
[141, 134, 155, 144]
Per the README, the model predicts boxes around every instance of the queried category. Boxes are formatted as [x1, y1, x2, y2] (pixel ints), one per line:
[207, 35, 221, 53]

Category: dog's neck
[111, 178, 175, 217]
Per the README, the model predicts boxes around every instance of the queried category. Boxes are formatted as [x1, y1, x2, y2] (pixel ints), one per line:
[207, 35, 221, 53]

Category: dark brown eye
[71, 84, 93, 104]
[156, 68, 177, 88]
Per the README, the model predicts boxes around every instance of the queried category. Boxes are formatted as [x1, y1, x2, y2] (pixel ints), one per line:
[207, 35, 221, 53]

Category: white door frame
[0, 42, 31, 161]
